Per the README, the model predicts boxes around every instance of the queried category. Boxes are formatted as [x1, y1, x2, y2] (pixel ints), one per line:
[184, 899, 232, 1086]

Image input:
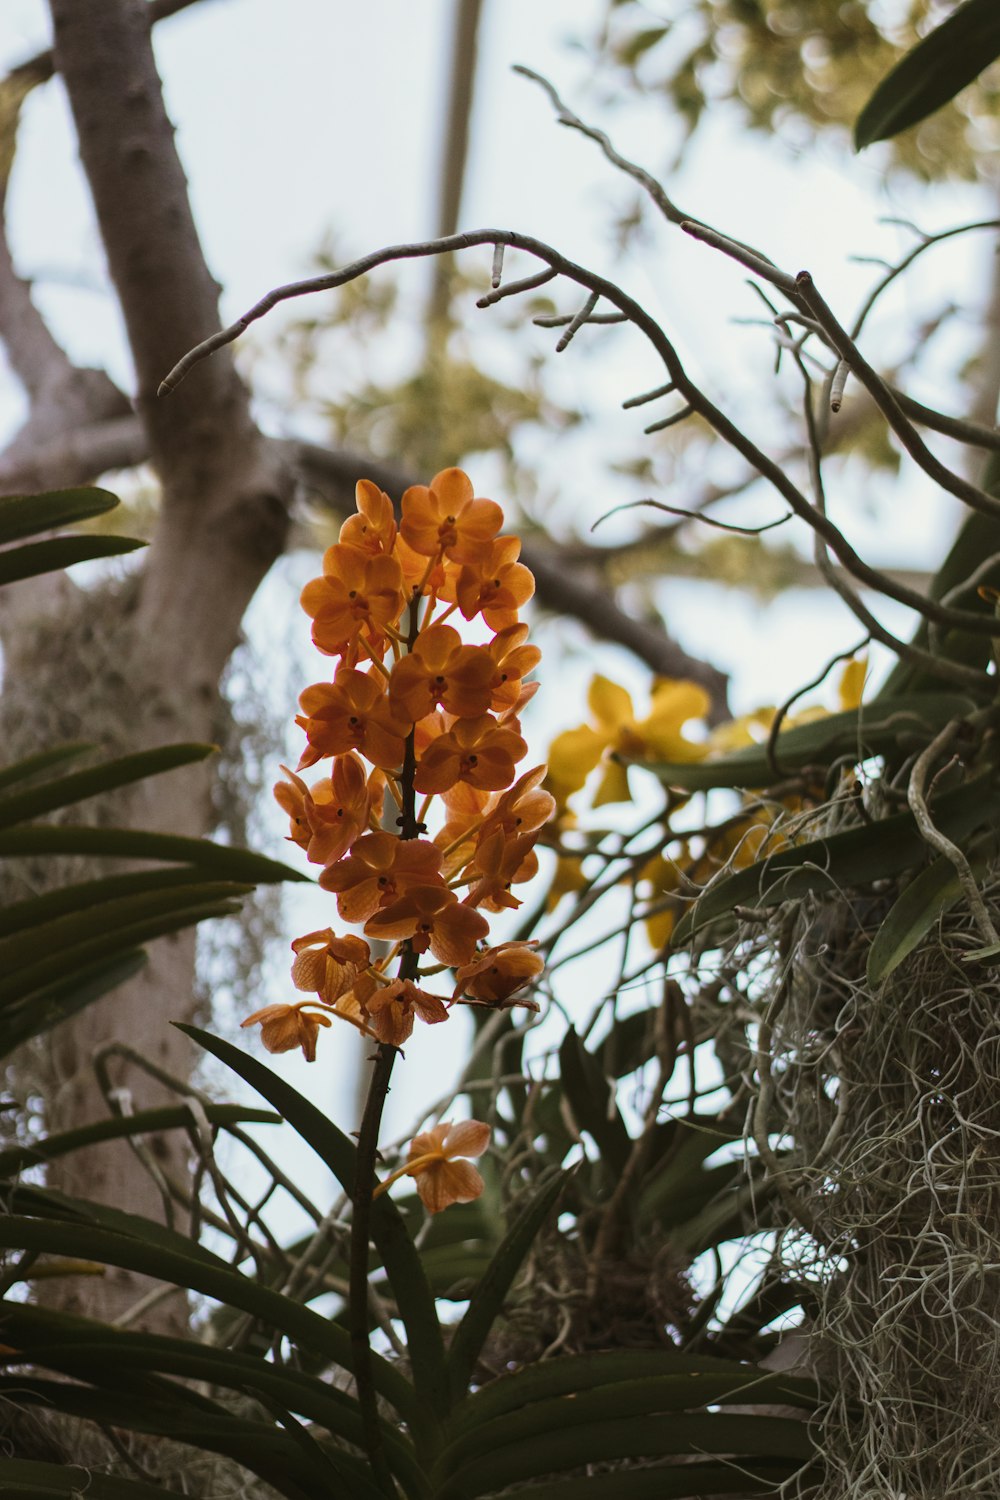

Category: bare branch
[158, 226, 1000, 643]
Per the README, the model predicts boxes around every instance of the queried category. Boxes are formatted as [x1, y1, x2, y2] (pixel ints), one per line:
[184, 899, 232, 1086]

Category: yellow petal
[587, 675, 634, 733]
[546, 853, 587, 911]
[636, 679, 710, 761]
[547, 724, 608, 791]
[837, 656, 868, 711]
[592, 757, 632, 807]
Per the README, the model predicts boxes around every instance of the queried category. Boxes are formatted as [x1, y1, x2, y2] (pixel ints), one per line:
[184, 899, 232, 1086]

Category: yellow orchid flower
[547, 674, 710, 808]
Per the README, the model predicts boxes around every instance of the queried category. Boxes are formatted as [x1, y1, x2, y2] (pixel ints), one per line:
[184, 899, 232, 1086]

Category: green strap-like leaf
[0, 742, 91, 794]
[0, 823, 306, 881]
[0, 895, 242, 1007]
[0, 1306, 419, 1498]
[438, 1411, 813, 1498]
[0, 865, 224, 938]
[0, 1456, 180, 1499]
[865, 827, 1000, 985]
[447, 1170, 568, 1402]
[0, 1214, 416, 1421]
[0, 950, 147, 1058]
[447, 1347, 818, 1439]
[0, 533, 145, 584]
[558, 1027, 631, 1174]
[178, 1024, 450, 1427]
[855, 0, 1000, 148]
[0, 1375, 328, 1500]
[488, 1459, 816, 1499]
[636, 692, 978, 791]
[439, 1371, 818, 1482]
[0, 485, 120, 544]
[0, 1102, 279, 1178]
[0, 742, 213, 829]
[672, 772, 1000, 944]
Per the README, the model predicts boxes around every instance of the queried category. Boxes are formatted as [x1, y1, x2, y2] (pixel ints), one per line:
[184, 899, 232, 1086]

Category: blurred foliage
[596, 0, 1000, 179]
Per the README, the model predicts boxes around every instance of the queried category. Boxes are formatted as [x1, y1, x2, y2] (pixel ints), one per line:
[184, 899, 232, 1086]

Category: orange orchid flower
[297, 668, 409, 771]
[300, 544, 404, 662]
[319, 831, 443, 923]
[365, 883, 489, 967]
[413, 714, 528, 795]
[400, 467, 503, 564]
[364, 978, 449, 1048]
[275, 756, 380, 868]
[452, 941, 544, 1007]
[461, 828, 538, 911]
[391, 1119, 492, 1214]
[455, 536, 534, 630]
[388, 624, 495, 724]
[290, 929, 372, 1004]
[488, 622, 542, 712]
[240, 1002, 334, 1063]
[338, 479, 397, 556]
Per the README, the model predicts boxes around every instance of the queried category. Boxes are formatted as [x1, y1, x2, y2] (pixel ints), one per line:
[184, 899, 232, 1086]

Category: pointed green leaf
[0, 880, 249, 978]
[447, 1170, 568, 1401]
[448, 1347, 818, 1438]
[0, 1376, 329, 1499]
[636, 692, 977, 791]
[0, 485, 120, 544]
[558, 1027, 631, 1174]
[673, 773, 1000, 944]
[0, 1456, 178, 1499]
[855, 0, 1000, 149]
[0, 824, 306, 881]
[178, 1024, 449, 1422]
[0, 743, 91, 794]
[0, 1102, 279, 1178]
[0, 1215, 416, 1420]
[0, 895, 242, 1006]
[0, 865, 226, 938]
[486, 1459, 815, 1499]
[0, 743, 213, 829]
[866, 837, 997, 986]
[0, 534, 145, 584]
[0, 1307, 415, 1498]
[439, 1369, 818, 1482]
[0, 950, 147, 1057]
[438, 1411, 813, 1497]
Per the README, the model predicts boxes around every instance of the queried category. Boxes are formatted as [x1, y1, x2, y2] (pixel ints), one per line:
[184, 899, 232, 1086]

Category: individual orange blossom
[275, 755, 380, 868]
[297, 669, 408, 771]
[400, 467, 503, 564]
[338, 479, 397, 556]
[319, 831, 443, 924]
[302, 756, 383, 868]
[273, 765, 313, 853]
[388, 624, 494, 723]
[290, 929, 372, 1004]
[300, 545, 404, 662]
[240, 1002, 334, 1063]
[364, 979, 450, 1048]
[462, 828, 538, 911]
[454, 536, 534, 630]
[365, 884, 489, 967]
[548, 675, 709, 806]
[389, 1119, 492, 1214]
[452, 941, 544, 1007]
[479, 765, 555, 841]
[413, 714, 527, 795]
[488, 623, 541, 712]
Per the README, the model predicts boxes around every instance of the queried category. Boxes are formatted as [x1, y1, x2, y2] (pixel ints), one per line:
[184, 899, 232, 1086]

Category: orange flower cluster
[244, 469, 551, 1210]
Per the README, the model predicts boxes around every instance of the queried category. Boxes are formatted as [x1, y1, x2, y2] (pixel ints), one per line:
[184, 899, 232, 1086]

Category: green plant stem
[349, 590, 425, 1492]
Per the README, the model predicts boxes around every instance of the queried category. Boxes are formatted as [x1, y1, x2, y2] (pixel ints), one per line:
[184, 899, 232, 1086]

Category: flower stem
[349, 589, 423, 1489]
